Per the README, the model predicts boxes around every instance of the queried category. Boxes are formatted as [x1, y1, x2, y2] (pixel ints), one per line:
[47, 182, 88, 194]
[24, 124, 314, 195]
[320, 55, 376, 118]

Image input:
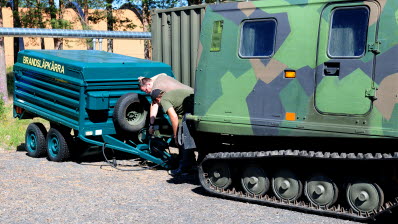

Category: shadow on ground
[369, 212, 398, 224]
[191, 186, 210, 196]
[16, 144, 26, 152]
[16, 143, 159, 170]
[166, 172, 201, 186]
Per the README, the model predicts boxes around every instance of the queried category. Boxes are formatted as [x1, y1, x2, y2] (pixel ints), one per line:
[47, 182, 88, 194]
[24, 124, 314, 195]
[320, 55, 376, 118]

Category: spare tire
[113, 93, 148, 132]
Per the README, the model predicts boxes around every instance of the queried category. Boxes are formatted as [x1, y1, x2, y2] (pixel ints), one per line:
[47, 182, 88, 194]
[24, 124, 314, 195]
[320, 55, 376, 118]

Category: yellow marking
[285, 70, 296, 79]
[54, 78, 68, 83]
[22, 56, 65, 74]
[285, 112, 296, 121]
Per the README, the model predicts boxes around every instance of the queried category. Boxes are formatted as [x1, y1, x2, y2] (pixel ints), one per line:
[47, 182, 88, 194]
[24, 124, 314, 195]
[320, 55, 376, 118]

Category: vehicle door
[315, 2, 380, 115]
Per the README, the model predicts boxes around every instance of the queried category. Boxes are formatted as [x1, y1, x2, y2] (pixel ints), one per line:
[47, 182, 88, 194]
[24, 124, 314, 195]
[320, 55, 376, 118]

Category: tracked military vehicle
[13, 0, 398, 221]
[188, 0, 398, 221]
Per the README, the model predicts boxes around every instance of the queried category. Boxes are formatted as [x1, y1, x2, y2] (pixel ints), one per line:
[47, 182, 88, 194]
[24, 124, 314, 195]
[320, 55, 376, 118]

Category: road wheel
[208, 162, 232, 190]
[25, 123, 47, 158]
[46, 127, 71, 162]
[305, 174, 338, 208]
[346, 181, 384, 213]
[272, 169, 303, 201]
[113, 93, 148, 133]
[241, 166, 270, 196]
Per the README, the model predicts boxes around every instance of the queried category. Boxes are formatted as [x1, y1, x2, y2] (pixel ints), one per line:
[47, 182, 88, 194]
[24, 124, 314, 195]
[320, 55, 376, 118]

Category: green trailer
[13, 50, 174, 168]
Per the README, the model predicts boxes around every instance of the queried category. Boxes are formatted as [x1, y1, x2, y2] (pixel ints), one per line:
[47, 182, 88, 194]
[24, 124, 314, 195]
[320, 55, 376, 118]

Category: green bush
[7, 66, 14, 98]
[0, 102, 48, 150]
[1, 66, 48, 150]
[0, 96, 4, 119]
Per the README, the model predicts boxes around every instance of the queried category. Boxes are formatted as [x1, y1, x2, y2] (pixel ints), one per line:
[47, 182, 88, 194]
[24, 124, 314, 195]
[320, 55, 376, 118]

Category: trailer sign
[22, 56, 65, 74]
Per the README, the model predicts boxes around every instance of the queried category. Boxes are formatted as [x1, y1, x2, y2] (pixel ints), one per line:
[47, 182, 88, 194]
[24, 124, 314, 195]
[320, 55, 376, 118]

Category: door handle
[324, 62, 340, 76]
[324, 67, 340, 75]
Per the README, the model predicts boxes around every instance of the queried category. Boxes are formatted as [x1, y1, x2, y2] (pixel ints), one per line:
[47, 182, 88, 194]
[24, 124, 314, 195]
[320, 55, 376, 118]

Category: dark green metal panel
[161, 13, 172, 66]
[151, 12, 162, 62]
[190, 7, 202, 88]
[171, 11, 181, 81]
[181, 10, 191, 85]
[151, 4, 207, 87]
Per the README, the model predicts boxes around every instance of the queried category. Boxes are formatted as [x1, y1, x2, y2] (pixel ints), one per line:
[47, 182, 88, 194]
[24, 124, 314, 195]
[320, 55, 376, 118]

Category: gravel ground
[0, 147, 394, 224]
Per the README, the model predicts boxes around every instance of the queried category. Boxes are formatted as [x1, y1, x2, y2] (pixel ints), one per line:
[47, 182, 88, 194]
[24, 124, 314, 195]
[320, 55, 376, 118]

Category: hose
[101, 143, 163, 171]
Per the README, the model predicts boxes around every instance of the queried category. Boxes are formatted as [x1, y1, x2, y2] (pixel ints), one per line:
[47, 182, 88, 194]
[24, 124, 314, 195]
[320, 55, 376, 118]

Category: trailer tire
[25, 123, 47, 158]
[113, 93, 148, 133]
[46, 128, 71, 162]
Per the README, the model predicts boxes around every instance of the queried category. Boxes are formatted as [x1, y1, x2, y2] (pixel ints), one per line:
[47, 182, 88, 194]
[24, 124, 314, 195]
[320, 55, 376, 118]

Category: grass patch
[1, 66, 50, 151]
[7, 66, 14, 99]
[0, 96, 4, 118]
[0, 102, 49, 151]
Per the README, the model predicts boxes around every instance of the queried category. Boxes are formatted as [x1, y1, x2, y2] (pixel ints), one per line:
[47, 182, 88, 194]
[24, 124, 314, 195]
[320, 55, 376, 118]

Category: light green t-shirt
[160, 89, 194, 115]
[153, 74, 193, 93]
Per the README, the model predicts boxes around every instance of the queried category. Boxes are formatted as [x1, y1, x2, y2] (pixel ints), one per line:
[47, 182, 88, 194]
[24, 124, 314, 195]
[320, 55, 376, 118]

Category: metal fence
[0, 27, 151, 51]
[1, 3, 207, 88]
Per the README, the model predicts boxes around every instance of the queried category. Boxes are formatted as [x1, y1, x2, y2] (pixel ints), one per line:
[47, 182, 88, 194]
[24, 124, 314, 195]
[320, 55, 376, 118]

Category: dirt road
[0, 147, 381, 224]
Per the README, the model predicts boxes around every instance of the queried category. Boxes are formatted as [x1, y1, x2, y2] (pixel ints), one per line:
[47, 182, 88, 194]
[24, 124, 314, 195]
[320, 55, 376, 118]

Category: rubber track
[198, 150, 398, 221]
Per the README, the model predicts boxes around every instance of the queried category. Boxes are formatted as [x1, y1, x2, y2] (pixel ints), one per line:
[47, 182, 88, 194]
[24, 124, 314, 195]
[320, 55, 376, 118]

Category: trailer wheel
[46, 128, 71, 162]
[25, 123, 47, 157]
[113, 93, 148, 133]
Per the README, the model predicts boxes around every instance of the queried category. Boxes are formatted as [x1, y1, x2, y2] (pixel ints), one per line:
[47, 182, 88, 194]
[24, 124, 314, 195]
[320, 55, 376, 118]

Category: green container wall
[151, 4, 207, 87]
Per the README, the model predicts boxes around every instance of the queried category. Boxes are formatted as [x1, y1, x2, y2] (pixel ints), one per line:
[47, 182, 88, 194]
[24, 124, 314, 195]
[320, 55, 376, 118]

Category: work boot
[168, 167, 195, 176]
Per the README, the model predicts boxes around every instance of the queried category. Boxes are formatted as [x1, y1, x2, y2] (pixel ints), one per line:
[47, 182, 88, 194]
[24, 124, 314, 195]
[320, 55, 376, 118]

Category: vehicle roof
[19, 50, 161, 66]
[213, 0, 372, 10]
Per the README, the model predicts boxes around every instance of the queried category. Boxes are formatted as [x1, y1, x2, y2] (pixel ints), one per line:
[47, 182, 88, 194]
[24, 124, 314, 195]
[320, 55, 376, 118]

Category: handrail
[0, 27, 151, 39]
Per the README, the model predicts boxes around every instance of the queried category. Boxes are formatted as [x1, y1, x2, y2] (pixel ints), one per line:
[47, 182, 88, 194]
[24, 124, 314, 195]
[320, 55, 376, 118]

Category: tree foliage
[15, 0, 72, 49]
[1, 0, 8, 102]
[187, 0, 217, 6]
[19, 0, 46, 29]
[124, 0, 180, 59]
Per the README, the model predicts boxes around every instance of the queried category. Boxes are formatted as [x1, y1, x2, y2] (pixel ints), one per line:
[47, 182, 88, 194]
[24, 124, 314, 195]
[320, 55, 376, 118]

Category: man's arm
[166, 107, 179, 140]
[149, 103, 159, 125]
[148, 103, 159, 134]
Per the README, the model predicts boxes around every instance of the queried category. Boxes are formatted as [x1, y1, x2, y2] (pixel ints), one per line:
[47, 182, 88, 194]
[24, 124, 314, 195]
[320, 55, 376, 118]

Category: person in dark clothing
[139, 74, 193, 135]
[151, 89, 196, 176]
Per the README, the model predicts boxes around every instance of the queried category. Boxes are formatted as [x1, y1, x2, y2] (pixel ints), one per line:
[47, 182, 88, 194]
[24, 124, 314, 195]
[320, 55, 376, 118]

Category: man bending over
[151, 88, 196, 176]
[139, 74, 193, 134]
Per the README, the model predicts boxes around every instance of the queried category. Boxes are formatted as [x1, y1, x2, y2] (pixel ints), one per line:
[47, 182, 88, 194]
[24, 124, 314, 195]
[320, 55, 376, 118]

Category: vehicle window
[210, 21, 223, 52]
[328, 7, 369, 57]
[239, 19, 277, 58]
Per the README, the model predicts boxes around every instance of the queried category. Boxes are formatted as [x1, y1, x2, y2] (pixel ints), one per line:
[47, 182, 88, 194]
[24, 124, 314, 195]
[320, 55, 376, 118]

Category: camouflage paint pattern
[194, 0, 398, 138]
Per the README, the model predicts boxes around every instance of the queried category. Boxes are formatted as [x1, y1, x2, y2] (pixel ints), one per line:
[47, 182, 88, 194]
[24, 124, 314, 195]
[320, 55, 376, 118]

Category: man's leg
[169, 147, 196, 176]
[179, 148, 196, 170]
